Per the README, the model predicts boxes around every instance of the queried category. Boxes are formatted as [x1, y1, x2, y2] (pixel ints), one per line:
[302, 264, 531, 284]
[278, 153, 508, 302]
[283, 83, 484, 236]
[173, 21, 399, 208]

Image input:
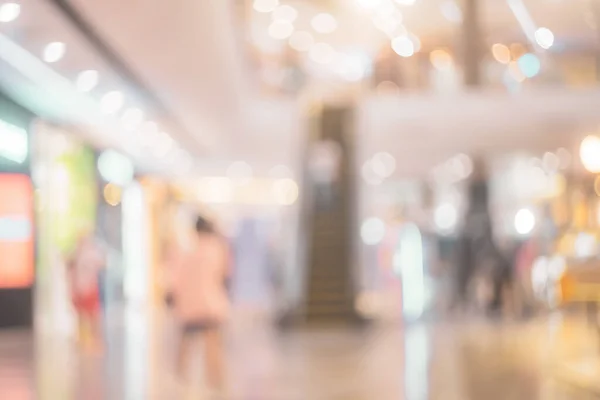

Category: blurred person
[308, 138, 342, 211]
[169, 215, 231, 394]
[67, 231, 105, 351]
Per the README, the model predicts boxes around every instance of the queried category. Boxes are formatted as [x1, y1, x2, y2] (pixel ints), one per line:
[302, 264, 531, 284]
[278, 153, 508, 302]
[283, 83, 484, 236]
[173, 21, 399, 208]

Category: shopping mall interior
[3, 0, 600, 398]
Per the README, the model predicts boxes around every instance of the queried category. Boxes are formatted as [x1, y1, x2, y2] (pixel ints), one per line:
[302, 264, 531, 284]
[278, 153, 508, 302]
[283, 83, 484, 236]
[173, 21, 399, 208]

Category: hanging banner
[0, 173, 34, 288]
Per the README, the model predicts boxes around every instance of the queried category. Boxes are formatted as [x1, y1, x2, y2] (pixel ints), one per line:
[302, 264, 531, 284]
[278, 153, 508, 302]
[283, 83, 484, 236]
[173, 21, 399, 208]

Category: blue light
[518, 53, 541, 78]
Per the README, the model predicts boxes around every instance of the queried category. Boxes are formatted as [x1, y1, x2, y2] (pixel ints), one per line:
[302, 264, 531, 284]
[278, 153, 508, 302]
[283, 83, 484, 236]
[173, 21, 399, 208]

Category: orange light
[491, 43, 510, 64]
[103, 183, 122, 206]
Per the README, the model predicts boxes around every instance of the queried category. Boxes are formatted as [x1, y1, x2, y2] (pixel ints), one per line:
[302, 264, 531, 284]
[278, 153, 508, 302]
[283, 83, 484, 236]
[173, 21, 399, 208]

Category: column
[462, 0, 483, 87]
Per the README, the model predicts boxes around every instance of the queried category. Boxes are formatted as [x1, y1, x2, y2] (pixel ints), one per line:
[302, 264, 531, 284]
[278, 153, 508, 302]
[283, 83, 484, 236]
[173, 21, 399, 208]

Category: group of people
[67, 215, 232, 394]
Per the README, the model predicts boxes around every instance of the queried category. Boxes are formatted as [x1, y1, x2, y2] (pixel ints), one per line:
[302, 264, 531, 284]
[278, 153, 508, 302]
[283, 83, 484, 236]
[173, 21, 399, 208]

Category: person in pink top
[170, 216, 231, 391]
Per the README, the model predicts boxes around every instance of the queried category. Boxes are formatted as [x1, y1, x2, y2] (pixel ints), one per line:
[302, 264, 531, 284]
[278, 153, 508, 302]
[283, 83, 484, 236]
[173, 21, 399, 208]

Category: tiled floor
[1, 309, 599, 399]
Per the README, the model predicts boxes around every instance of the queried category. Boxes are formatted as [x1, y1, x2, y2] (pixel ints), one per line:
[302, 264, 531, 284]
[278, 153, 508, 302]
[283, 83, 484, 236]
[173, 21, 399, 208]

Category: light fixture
[0, 2, 20, 23]
[535, 27, 554, 49]
[100, 91, 125, 114]
[580, 135, 600, 173]
[253, 0, 279, 13]
[514, 208, 535, 235]
[43, 42, 66, 63]
[391, 36, 414, 57]
[289, 31, 314, 52]
[121, 108, 144, 130]
[310, 42, 335, 64]
[311, 13, 337, 34]
[75, 69, 99, 92]
[272, 5, 297, 22]
[491, 43, 511, 64]
[268, 20, 294, 40]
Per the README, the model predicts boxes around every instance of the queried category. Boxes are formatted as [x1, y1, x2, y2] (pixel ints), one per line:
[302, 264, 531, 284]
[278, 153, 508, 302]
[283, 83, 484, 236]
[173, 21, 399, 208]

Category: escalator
[304, 107, 360, 324]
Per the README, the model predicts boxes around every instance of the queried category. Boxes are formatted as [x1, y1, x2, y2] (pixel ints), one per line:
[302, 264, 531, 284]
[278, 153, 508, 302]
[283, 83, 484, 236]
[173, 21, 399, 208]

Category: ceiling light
[253, 0, 278, 13]
[535, 27, 554, 49]
[100, 91, 124, 114]
[272, 5, 297, 22]
[391, 36, 414, 57]
[311, 13, 337, 34]
[43, 42, 66, 63]
[310, 42, 335, 64]
[268, 20, 294, 40]
[491, 43, 510, 64]
[0, 2, 21, 23]
[121, 108, 144, 130]
[76, 69, 99, 92]
[289, 31, 314, 52]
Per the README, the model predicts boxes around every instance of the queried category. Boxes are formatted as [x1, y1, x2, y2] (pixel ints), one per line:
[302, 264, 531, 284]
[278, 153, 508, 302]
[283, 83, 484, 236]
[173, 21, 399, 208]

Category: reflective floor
[1, 309, 599, 399]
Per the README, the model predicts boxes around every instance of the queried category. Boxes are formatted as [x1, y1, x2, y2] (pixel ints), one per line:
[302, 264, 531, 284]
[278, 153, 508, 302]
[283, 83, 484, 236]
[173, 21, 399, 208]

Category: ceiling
[0, 0, 599, 180]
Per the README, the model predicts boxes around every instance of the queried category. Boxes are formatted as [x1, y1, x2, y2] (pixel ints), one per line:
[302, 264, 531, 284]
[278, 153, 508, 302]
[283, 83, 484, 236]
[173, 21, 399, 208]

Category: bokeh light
[0, 3, 21, 23]
[289, 31, 313, 52]
[76, 70, 99, 92]
[430, 49, 453, 70]
[268, 20, 294, 40]
[514, 208, 535, 235]
[311, 13, 337, 34]
[100, 91, 125, 114]
[491, 43, 510, 64]
[517, 53, 541, 78]
[580, 135, 600, 173]
[434, 203, 458, 233]
[361, 217, 386, 245]
[253, 0, 279, 13]
[391, 36, 414, 57]
[43, 42, 66, 63]
[535, 27, 554, 49]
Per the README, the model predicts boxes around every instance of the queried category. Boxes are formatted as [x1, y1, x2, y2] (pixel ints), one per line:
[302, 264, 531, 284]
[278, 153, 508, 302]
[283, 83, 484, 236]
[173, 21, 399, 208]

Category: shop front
[33, 122, 98, 334]
[0, 93, 35, 328]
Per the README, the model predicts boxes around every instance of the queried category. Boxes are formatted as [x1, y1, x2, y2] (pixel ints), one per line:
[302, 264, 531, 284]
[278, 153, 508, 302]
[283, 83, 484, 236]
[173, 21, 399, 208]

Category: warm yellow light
[510, 43, 527, 59]
[491, 43, 510, 64]
[272, 178, 299, 205]
[429, 49, 453, 70]
[580, 135, 600, 173]
[103, 183, 122, 206]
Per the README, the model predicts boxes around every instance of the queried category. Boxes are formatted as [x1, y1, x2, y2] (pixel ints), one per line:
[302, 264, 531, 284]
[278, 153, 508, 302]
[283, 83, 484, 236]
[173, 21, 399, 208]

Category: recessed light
[100, 91, 124, 114]
[43, 42, 66, 63]
[76, 70, 99, 92]
[0, 3, 20, 23]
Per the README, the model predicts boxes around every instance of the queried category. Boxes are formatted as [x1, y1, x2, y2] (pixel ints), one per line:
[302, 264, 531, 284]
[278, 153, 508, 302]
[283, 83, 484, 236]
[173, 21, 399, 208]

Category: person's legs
[176, 330, 194, 380]
[203, 328, 225, 390]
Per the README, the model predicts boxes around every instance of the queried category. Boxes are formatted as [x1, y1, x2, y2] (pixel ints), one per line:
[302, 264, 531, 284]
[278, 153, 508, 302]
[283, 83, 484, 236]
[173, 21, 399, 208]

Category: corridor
[1, 311, 599, 399]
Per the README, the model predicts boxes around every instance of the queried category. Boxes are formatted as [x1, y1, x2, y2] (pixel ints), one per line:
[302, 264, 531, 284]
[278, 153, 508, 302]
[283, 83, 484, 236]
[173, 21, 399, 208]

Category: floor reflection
[1, 311, 599, 399]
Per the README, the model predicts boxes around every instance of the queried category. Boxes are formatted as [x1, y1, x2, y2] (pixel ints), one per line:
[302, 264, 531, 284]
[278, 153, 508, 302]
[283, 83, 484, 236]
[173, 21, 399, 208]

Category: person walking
[67, 232, 105, 351]
[169, 216, 231, 394]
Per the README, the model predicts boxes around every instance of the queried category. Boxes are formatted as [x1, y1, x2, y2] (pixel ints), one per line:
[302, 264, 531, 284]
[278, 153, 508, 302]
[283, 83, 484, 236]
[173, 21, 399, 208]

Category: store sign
[0, 174, 34, 288]
[0, 120, 28, 164]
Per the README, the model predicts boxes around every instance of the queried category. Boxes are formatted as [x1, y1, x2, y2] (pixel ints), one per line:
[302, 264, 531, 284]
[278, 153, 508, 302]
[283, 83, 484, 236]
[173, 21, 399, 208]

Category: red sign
[0, 174, 34, 288]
